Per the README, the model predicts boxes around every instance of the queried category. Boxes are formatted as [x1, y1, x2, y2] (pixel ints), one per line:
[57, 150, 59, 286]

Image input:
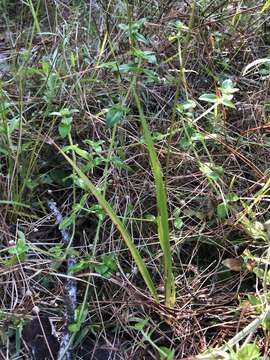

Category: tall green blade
[134, 91, 175, 307]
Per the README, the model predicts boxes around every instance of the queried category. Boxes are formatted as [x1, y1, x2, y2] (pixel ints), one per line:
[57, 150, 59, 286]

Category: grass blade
[133, 91, 175, 308]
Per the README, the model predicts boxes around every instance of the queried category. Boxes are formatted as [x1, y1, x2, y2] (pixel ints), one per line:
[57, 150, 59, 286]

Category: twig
[47, 200, 77, 360]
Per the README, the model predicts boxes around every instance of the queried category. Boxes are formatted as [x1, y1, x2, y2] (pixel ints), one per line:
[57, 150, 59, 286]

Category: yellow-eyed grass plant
[133, 90, 175, 308]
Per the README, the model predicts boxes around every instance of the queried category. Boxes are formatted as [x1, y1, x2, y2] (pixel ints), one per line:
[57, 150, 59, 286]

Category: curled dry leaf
[222, 257, 243, 272]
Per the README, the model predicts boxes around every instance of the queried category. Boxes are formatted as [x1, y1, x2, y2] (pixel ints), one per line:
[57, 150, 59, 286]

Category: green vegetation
[0, 1, 270, 359]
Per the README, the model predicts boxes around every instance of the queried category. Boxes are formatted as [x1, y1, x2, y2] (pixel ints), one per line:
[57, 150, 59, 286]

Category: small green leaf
[129, 317, 149, 331]
[94, 254, 117, 277]
[199, 163, 224, 182]
[59, 121, 71, 138]
[173, 217, 183, 230]
[135, 32, 149, 44]
[9, 231, 28, 257]
[177, 100, 196, 113]
[118, 23, 129, 32]
[106, 104, 129, 128]
[133, 320, 148, 331]
[68, 304, 89, 333]
[63, 145, 91, 160]
[51, 108, 78, 117]
[8, 117, 20, 134]
[84, 139, 104, 153]
[61, 108, 79, 117]
[225, 193, 239, 202]
[17, 230, 26, 243]
[97, 61, 118, 70]
[68, 323, 80, 333]
[217, 202, 229, 219]
[175, 20, 189, 31]
[247, 294, 262, 311]
[118, 62, 138, 73]
[220, 79, 234, 90]
[72, 176, 89, 190]
[42, 61, 50, 75]
[263, 315, 270, 331]
[191, 132, 205, 142]
[253, 267, 264, 280]
[159, 346, 175, 360]
[110, 156, 132, 171]
[199, 93, 219, 104]
[173, 209, 183, 230]
[48, 244, 64, 259]
[88, 203, 106, 220]
[75, 304, 89, 323]
[243, 220, 266, 241]
[144, 214, 156, 222]
[66, 248, 80, 257]
[237, 343, 260, 360]
[59, 215, 74, 230]
[143, 68, 158, 82]
[221, 97, 235, 108]
[102, 254, 117, 272]
[68, 261, 89, 273]
[94, 263, 109, 276]
[132, 49, 157, 64]
[4, 255, 18, 266]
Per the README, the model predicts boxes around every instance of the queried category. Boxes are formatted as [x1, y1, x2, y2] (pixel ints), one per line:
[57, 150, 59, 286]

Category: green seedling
[216, 192, 239, 220]
[106, 103, 129, 128]
[119, 18, 148, 45]
[231, 343, 261, 360]
[50, 108, 79, 139]
[173, 208, 183, 230]
[6, 231, 29, 265]
[199, 79, 239, 117]
[68, 303, 89, 333]
[94, 253, 117, 278]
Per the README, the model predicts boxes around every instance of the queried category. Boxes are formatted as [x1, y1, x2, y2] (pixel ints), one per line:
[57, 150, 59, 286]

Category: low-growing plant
[6, 230, 28, 266]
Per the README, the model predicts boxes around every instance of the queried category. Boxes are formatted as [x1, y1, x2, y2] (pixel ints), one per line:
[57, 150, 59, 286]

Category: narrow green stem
[133, 90, 175, 307]
[164, 0, 196, 187]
